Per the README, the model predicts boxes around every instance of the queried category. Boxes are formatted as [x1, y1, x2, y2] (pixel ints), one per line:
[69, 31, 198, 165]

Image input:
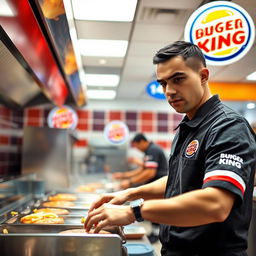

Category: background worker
[112, 133, 168, 189]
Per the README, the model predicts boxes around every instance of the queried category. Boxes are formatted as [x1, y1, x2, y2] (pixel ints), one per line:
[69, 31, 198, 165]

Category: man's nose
[165, 83, 176, 95]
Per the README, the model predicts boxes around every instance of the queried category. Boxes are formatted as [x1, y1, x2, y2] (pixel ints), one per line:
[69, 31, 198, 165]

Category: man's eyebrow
[157, 72, 185, 83]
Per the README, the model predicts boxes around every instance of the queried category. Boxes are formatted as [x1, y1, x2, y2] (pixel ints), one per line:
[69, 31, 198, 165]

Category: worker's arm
[141, 187, 236, 226]
[120, 168, 157, 189]
[84, 186, 235, 233]
[112, 167, 142, 180]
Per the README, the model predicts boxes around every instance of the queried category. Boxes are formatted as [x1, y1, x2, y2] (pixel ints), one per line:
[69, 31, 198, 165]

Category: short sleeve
[202, 118, 256, 201]
[144, 147, 159, 169]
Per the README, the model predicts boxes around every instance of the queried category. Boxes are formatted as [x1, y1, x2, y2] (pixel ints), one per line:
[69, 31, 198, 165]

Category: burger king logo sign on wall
[47, 105, 78, 129]
[184, 1, 255, 66]
[104, 121, 129, 145]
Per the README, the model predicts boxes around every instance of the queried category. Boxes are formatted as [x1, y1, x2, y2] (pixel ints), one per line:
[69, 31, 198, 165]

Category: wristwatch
[130, 198, 144, 222]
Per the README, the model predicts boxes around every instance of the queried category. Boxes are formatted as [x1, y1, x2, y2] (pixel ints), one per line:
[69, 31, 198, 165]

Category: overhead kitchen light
[87, 89, 116, 100]
[71, 0, 137, 22]
[247, 103, 255, 109]
[78, 39, 128, 57]
[246, 71, 256, 81]
[84, 74, 120, 87]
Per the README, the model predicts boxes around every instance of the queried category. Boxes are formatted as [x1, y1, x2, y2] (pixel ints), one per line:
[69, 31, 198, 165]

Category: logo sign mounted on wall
[146, 81, 166, 100]
[104, 121, 129, 145]
[47, 105, 78, 129]
[184, 1, 255, 66]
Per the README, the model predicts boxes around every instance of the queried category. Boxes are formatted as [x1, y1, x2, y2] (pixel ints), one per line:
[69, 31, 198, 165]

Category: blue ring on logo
[189, 4, 252, 62]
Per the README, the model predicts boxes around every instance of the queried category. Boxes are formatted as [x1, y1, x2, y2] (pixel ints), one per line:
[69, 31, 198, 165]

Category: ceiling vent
[139, 7, 179, 23]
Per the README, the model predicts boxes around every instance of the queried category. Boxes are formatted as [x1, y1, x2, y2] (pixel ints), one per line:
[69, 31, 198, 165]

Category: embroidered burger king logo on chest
[185, 140, 199, 158]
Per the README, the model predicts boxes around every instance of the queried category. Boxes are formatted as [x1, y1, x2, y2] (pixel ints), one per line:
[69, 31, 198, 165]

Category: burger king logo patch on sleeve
[185, 140, 199, 158]
[184, 1, 255, 66]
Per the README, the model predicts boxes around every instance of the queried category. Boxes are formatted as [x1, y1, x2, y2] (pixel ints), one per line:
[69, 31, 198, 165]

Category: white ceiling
[70, 0, 256, 101]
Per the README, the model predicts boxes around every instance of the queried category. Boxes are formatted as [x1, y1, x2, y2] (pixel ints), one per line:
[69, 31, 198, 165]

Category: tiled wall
[75, 109, 182, 150]
[0, 105, 23, 176]
[0, 104, 183, 176]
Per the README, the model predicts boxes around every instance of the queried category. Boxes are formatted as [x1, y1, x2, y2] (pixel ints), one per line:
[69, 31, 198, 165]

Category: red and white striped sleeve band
[203, 170, 246, 195]
[144, 161, 158, 169]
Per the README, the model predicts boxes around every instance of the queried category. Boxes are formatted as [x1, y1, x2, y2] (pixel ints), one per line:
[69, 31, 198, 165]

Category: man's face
[156, 56, 210, 119]
[132, 141, 144, 152]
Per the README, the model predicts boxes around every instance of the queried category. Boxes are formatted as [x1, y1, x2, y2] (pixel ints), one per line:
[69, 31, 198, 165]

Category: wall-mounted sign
[184, 1, 255, 66]
[104, 121, 129, 145]
[146, 81, 166, 100]
[47, 105, 78, 129]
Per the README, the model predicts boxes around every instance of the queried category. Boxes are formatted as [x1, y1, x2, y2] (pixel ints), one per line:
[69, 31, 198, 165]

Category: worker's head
[131, 133, 149, 152]
[153, 41, 211, 119]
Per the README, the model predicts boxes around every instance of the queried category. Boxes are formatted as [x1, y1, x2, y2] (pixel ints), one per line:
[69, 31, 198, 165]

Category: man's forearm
[140, 187, 235, 226]
[122, 168, 142, 178]
[125, 176, 168, 201]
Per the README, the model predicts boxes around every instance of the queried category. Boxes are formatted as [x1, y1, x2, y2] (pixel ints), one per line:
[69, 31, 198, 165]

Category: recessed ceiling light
[87, 89, 116, 100]
[84, 74, 120, 87]
[247, 103, 255, 109]
[99, 59, 107, 65]
[71, 0, 137, 22]
[78, 39, 128, 57]
[246, 71, 256, 81]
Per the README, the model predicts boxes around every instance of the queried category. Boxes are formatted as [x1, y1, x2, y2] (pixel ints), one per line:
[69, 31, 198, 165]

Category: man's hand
[84, 203, 135, 233]
[120, 179, 131, 189]
[112, 172, 123, 180]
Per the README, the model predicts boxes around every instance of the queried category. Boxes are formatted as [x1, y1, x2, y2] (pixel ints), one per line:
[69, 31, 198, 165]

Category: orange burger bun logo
[184, 1, 255, 66]
[185, 140, 199, 158]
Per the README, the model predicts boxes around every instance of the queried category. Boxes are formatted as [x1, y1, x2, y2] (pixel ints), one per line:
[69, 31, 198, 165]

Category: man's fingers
[93, 219, 108, 233]
[85, 211, 103, 232]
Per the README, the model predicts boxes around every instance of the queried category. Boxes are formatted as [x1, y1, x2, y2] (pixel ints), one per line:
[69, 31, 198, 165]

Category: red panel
[109, 111, 122, 121]
[155, 140, 172, 149]
[77, 123, 89, 131]
[0, 0, 68, 106]
[74, 139, 88, 147]
[77, 110, 89, 119]
[27, 109, 40, 118]
[141, 112, 153, 120]
[141, 125, 153, 133]
[0, 136, 9, 145]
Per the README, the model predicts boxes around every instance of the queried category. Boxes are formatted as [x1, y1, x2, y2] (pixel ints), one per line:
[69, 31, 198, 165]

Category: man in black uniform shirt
[84, 41, 256, 256]
[112, 133, 167, 189]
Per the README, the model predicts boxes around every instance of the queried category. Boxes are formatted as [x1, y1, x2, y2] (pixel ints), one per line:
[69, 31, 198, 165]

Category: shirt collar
[175, 95, 220, 130]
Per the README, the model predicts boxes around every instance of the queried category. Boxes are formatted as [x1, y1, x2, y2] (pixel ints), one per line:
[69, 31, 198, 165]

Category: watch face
[131, 198, 144, 208]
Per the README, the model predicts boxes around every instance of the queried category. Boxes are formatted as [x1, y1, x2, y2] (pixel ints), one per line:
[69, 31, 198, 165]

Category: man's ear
[200, 68, 209, 85]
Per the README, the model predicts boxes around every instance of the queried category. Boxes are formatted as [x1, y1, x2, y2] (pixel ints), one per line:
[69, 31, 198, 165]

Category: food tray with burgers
[39, 192, 100, 210]
[0, 224, 127, 256]
[5, 212, 86, 225]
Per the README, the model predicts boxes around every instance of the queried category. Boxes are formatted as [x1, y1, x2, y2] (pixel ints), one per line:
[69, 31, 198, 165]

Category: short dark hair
[132, 133, 148, 143]
[153, 41, 206, 67]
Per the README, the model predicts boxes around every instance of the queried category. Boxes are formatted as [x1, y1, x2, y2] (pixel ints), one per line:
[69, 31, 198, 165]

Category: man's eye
[173, 77, 184, 83]
[160, 82, 167, 87]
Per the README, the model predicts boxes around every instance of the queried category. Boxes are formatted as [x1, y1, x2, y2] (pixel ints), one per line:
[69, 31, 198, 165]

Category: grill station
[0, 184, 129, 256]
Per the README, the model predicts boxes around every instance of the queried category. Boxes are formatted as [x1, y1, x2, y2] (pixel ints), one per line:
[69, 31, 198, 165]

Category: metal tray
[0, 224, 127, 256]
[34, 207, 89, 215]
[46, 191, 100, 202]
[0, 224, 126, 242]
[5, 214, 86, 225]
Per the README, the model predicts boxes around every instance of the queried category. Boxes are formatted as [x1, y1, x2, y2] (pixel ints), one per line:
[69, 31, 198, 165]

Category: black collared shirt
[159, 95, 256, 256]
[144, 142, 168, 183]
